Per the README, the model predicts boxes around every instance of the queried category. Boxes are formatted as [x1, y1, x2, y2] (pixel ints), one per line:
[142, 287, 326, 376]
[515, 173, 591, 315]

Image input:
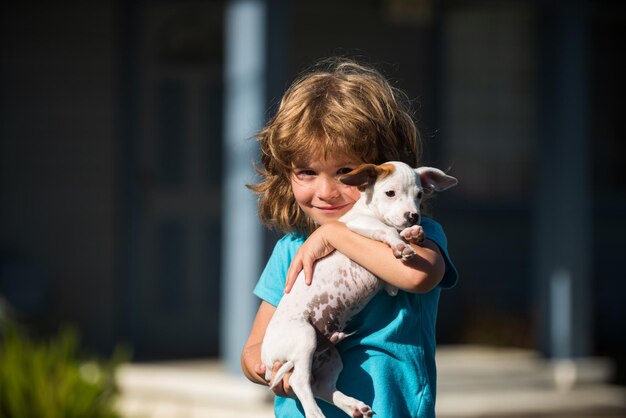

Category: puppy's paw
[352, 404, 374, 417]
[329, 330, 357, 344]
[394, 242, 416, 260]
[400, 225, 425, 244]
[384, 283, 398, 296]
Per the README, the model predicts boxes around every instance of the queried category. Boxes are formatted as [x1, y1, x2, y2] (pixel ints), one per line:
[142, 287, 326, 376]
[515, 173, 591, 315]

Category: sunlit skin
[241, 156, 446, 399]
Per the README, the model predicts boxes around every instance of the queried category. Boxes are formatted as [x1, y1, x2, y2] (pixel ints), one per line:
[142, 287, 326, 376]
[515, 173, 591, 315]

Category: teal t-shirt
[253, 217, 458, 418]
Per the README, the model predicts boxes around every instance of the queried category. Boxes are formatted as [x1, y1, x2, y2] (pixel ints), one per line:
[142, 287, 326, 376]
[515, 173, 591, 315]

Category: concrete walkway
[116, 345, 626, 418]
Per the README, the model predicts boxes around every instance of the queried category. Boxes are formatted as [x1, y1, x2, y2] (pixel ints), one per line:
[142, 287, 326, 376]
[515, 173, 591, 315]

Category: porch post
[221, 0, 266, 373]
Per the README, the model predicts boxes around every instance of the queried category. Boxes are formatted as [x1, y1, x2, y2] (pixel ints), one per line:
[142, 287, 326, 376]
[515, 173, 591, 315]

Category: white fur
[260, 161, 457, 418]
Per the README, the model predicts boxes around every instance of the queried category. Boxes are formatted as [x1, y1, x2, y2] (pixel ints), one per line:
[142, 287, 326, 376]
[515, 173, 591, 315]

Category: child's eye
[385, 190, 396, 197]
[296, 169, 316, 177]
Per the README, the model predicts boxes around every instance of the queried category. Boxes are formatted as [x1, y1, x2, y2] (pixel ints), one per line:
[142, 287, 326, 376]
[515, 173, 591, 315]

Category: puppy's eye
[417, 191, 423, 199]
[385, 191, 395, 197]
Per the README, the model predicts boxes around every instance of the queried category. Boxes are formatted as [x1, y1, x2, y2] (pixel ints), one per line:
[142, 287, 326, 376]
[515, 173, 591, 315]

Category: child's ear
[416, 167, 458, 193]
[340, 163, 395, 189]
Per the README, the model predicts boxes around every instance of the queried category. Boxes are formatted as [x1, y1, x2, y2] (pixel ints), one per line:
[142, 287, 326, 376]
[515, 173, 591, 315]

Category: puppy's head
[340, 161, 457, 230]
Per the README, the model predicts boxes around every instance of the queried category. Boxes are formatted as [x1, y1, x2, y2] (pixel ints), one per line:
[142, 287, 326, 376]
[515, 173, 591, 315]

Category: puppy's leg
[282, 323, 325, 418]
[290, 358, 325, 418]
[312, 346, 374, 418]
[345, 217, 413, 259]
[370, 228, 415, 260]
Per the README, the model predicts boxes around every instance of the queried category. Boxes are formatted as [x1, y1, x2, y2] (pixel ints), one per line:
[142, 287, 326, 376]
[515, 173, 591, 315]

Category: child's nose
[316, 176, 340, 199]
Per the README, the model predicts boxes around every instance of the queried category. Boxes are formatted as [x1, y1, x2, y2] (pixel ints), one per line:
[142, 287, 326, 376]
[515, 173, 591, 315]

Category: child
[241, 57, 458, 418]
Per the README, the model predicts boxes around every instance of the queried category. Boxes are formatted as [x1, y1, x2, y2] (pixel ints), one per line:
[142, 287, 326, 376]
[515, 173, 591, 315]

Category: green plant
[0, 318, 127, 418]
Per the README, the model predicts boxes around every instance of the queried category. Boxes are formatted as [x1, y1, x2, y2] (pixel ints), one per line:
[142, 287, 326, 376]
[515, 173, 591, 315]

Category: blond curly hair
[248, 58, 422, 235]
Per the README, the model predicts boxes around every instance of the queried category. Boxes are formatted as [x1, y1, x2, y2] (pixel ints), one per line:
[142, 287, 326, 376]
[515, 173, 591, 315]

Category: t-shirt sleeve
[421, 217, 459, 289]
[253, 234, 304, 307]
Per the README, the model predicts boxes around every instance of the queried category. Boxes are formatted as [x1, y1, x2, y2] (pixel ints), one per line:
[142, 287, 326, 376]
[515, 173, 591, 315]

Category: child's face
[291, 155, 362, 226]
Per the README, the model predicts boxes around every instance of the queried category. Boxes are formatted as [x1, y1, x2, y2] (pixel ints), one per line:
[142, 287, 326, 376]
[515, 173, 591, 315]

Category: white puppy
[261, 161, 457, 418]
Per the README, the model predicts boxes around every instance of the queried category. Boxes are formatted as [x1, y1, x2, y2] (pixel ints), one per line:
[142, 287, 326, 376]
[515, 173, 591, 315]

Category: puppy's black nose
[405, 212, 420, 225]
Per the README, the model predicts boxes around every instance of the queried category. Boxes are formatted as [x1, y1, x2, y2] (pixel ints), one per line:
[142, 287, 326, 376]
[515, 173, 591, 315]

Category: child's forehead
[292, 152, 361, 168]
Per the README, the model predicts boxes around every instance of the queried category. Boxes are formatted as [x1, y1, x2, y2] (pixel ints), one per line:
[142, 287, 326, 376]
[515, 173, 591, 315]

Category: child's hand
[284, 224, 336, 293]
[256, 361, 295, 398]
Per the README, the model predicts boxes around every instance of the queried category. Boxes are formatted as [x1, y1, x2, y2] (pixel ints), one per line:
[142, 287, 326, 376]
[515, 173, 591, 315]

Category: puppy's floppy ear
[340, 163, 395, 189]
[416, 167, 458, 193]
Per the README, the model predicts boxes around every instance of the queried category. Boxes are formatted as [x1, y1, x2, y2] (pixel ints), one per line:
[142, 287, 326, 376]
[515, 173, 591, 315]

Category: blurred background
[1, 0, 625, 417]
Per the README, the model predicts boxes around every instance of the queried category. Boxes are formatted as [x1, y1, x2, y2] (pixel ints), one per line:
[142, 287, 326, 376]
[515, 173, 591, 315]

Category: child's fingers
[270, 362, 294, 398]
[254, 363, 266, 378]
[303, 257, 314, 286]
[284, 258, 303, 293]
[281, 373, 293, 397]
[268, 361, 280, 388]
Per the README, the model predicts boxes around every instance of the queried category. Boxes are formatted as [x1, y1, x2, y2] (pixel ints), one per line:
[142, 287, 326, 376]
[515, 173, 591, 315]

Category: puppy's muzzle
[404, 212, 421, 226]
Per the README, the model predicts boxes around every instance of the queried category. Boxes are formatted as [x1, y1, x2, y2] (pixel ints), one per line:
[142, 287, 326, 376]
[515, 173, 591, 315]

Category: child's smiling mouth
[315, 203, 351, 212]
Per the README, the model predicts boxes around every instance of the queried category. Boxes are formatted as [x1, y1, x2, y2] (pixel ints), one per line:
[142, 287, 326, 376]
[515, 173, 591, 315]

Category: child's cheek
[291, 181, 313, 207]
[346, 187, 361, 203]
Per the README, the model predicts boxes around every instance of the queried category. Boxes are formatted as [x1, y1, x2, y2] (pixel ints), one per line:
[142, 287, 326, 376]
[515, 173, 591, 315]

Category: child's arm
[241, 301, 295, 398]
[285, 221, 445, 294]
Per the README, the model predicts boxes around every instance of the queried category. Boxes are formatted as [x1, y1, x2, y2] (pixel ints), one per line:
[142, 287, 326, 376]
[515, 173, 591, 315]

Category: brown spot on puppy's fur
[376, 163, 396, 179]
[340, 162, 396, 190]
